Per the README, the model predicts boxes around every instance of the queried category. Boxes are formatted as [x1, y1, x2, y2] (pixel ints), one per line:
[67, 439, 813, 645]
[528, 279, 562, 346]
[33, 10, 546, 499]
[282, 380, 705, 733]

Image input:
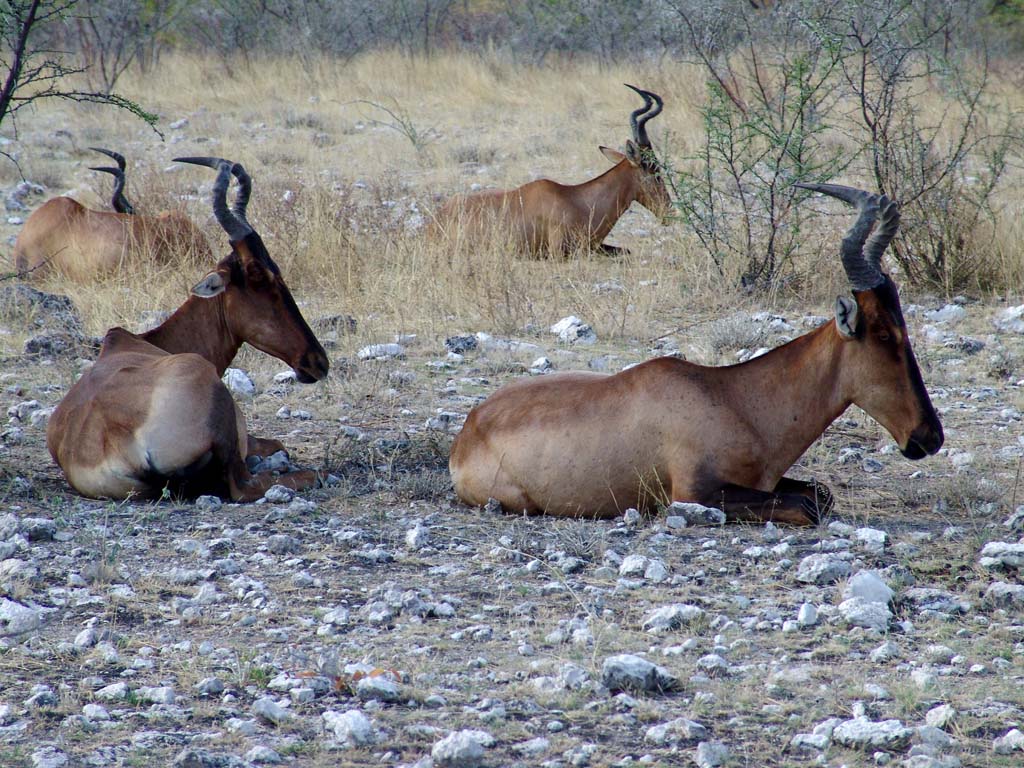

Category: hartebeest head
[89, 147, 135, 214]
[798, 182, 944, 459]
[599, 84, 672, 223]
[174, 156, 329, 383]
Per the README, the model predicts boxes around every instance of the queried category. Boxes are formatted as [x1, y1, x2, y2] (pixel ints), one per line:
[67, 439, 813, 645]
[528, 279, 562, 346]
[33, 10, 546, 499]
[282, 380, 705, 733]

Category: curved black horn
[90, 164, 135, 215]
[624, 84, 664, 148]
[795, 182, 888, 290]
[174, 156, 253, 242]
[863, 194, 900, 278]
[89, 147, 126, 172]
[229, 163, 251, 223]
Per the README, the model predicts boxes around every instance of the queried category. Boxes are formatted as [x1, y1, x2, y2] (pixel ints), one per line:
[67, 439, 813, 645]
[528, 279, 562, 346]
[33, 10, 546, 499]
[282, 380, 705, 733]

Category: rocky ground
[1, 283, 1023, 768]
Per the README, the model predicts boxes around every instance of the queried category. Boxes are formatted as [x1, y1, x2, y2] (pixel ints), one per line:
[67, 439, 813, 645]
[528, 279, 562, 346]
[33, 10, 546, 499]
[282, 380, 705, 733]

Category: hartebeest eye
[878, 330, 891, 342]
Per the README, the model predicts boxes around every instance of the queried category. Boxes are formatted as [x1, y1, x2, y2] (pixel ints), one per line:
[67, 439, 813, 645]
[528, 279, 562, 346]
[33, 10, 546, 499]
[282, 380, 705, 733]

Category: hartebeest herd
[14, 85, 946, 526]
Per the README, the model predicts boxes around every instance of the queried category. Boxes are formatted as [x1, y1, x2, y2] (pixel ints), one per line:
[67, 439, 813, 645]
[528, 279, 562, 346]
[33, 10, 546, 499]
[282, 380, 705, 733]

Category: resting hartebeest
[13, 147, 210, 279]
[434, 84, 671, 256]
[48, 157, 329, 501]
[450, 183, 944, 524]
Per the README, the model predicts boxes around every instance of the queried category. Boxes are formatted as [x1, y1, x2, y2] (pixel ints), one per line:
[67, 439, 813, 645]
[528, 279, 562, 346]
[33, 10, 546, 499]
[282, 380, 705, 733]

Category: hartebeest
[13, 147, 211, 279]
[450, 183, 944, 524]
[47, 157, 329, 502]
[434, 84, 671, 256]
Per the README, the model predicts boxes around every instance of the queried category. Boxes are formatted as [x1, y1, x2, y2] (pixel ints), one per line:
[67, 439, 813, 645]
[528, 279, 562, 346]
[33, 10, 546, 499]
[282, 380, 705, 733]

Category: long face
[218, 236, 329, 383]
[626, 142, 671, 224]
[845, 279, 944, 459]
[636, 159, 672, 224]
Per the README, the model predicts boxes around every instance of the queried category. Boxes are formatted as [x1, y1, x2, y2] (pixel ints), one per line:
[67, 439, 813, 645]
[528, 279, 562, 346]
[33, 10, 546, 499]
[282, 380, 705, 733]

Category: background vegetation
[2, 0, 1023, 325]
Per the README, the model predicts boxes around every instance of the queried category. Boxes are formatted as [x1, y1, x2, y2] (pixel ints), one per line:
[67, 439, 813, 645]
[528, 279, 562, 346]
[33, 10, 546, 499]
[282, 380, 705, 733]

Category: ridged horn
[89, 147, 126, 171]
[795, 182, 890, 290]
[89, 162, 135, 215]
[174, 156, 253, 242]
[624, 84, 664, 148]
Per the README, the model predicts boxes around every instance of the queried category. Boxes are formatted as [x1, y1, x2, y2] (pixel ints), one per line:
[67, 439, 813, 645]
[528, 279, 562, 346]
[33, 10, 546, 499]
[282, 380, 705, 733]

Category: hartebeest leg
[773, 477, 834, 518]
[226, 457, 319, 502]
[596, 243, 630, 257]
[247, 435, 287, 459]
[709, 483, 821, 526]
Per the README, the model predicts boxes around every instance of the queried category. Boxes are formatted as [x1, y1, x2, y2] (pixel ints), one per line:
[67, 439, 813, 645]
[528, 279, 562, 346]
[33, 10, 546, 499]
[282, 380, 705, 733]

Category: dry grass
[2, 48, 1023, 359]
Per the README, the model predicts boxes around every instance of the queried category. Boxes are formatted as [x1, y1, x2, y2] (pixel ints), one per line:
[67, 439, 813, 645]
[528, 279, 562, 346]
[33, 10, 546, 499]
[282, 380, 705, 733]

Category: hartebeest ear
[835, 295, 860, 339]
[191, 271, 228, 299]
[600, 146, 627, 165]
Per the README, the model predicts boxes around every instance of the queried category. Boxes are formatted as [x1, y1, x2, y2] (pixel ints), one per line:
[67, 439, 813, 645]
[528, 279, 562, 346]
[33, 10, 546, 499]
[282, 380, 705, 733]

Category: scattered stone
[995, 305, 1024, 333]
[263, 486, 296, 504]
[95, 682, 130, 702]
[845, 570, 895, 605]
[665, 502, 725, 526]
[355, 674, 400, 703]
[550, 316, 597, 344]
[645, 718, 708, 745]
[0, 598, 41, 637]
[642, 604, 704, 633]
[1004, 506, 1024, 532]
[855, 527, 888, 552]
[445, 335, 478, 354]
[245, 746, 282, 764]
[924, 304, 966, 325]
[797, 603, 818, 627]
[695, 740, 730, 768]
[993, 728, 1024, 754]
[924, 704, 956, 730]
[601, 653, 679, 693]
[137, 686, 176, 705]
[833, 717, 913, 750]
[796, 553, 852, 584]
[843, 593, 892, 630]
[618, 554, 648, 577]
[222, 368, 255, 398]
[983, 581, 1024, 607]
[406, 523, 430, 549]
[432, 729, 494, 767]
[357, 343, 404, 360]
[512, 737, 550, 757]
[979, 541, 1024, 569]
[252, 696, 292, 725]
[30, 747, 68, 768]
[322, 709, 376, 746]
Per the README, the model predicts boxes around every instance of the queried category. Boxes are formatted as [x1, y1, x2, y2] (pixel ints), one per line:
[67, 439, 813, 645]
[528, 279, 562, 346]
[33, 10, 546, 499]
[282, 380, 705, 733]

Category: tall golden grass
[2, 49, 1022, 358]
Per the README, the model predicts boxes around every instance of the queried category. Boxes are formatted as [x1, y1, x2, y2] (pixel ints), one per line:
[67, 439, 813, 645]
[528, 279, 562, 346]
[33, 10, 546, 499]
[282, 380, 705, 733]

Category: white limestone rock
[222, 367, 255, 398]
[322, 709, 377, 747]
[796, 553, 852, 584]
[832, 717, 913, 750]
[601, 653, 679, 693]
[642, 604, 704, 633]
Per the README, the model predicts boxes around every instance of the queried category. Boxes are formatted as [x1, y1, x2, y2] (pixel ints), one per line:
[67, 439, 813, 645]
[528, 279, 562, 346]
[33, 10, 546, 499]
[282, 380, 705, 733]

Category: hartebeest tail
[433, 84, 672, 257]
[13, 147, 211, 279]
[47, 157, 329, 502]
[450, 183, 943, 524]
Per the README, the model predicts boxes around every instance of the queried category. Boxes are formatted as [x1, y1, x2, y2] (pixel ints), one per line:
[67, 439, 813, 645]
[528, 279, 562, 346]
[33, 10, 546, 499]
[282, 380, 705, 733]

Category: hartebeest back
[434, 84, 671, 257]
[47, 156, 329, 501]
[450, 183, 944, 524]
[13, 147, 211, 279]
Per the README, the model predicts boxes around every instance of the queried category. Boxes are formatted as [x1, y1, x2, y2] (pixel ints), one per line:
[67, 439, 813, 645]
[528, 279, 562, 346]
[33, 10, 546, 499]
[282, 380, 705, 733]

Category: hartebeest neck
[575, 161, 640, 241]
[141, 294, 240, 376]
[723, 321, 853, 485]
